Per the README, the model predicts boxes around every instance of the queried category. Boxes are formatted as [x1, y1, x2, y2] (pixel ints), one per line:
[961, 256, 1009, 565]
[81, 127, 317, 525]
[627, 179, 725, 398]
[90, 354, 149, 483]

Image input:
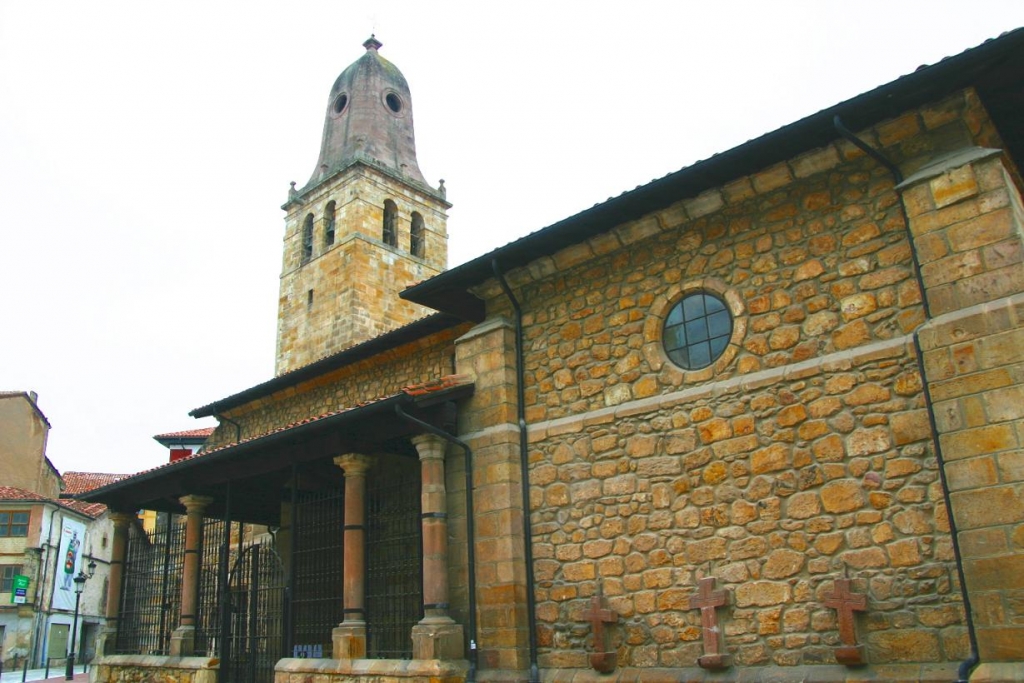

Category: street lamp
[65, 559, 97, 680]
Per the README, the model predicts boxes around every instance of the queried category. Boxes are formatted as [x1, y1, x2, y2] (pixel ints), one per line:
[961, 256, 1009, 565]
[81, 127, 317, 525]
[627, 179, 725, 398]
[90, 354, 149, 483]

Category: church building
[83, 30, 1024, 683]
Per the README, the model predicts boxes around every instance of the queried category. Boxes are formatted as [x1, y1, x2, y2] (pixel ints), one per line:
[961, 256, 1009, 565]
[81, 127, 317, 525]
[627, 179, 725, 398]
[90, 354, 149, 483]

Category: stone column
[170, 495, 213, 656]
[97, 511, 134, 656]
[411, 434, 464, 660]
[332, 454, 373, 659]
[903, 147, 1024, 665]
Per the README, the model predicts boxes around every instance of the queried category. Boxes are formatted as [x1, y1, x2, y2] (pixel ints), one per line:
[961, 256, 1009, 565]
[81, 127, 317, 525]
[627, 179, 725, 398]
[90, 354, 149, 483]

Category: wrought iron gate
[365, 456, 422, 658]
[116, 513, 184, 654]
[224, 538, 286, 683]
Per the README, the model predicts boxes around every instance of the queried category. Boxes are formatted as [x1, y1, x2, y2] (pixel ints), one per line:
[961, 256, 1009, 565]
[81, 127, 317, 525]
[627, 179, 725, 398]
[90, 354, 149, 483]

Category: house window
[1, 565, 22, 593]
[302, 214, 314, 262]
[324, 201, 336, 247]
[663, 291, 733, 370]
[382, 200, 398, 247]
[410, 212, 424, 258]
[0, 511, 29, 537]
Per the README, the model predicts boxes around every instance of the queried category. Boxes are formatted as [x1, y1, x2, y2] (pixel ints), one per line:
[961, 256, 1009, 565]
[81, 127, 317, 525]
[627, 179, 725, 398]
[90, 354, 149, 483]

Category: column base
[697, 653, 730, 670]
[169, 626, 195, 656]
[96, 626, 118, 657]
[412, 620, 464, 660]
[332, 622, 367, 660]
[835, 644, 865, 666]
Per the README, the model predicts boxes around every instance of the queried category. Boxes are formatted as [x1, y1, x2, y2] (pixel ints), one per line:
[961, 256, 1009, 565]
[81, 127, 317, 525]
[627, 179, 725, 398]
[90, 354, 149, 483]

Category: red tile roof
[153, 427, 216, 440]
[0, 486, 105, 519]
[87, 375, 474, 494]
[62, 472, 126, 495]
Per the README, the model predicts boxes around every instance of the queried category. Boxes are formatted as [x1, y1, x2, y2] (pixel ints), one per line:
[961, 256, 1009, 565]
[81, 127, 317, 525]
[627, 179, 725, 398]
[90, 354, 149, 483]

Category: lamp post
[65, 559, 96, 681]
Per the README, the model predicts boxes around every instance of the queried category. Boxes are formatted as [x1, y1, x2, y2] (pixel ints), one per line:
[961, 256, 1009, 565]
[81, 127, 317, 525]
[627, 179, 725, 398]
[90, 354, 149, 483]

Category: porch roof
[79, 376, 474, 525]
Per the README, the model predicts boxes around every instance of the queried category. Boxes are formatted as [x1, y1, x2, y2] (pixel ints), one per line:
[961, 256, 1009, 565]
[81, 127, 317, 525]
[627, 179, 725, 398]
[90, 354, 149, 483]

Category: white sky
[2, 2, 1022, 476]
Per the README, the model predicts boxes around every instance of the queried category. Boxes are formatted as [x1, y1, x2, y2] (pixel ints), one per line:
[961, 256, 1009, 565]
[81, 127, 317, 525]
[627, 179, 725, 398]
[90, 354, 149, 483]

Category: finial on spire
[363, 34, 382, 51]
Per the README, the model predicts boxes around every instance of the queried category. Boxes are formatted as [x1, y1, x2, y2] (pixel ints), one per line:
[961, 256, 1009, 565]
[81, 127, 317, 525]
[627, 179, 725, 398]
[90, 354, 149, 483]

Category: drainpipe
[394, 403, 479, 683]
[833, 116, 979, 683]
[490, 259, 541, 683]
[32, 506, 60, 667]
[213, 412, 242, 444]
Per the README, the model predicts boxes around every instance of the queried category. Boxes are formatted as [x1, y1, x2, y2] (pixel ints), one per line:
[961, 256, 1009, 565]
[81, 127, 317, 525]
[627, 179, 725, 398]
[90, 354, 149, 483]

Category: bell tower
[275, 36, 450, 375]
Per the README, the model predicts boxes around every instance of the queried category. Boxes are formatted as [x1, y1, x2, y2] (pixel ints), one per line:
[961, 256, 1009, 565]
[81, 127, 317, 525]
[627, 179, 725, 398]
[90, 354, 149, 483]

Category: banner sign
[51, 517, 87, 611]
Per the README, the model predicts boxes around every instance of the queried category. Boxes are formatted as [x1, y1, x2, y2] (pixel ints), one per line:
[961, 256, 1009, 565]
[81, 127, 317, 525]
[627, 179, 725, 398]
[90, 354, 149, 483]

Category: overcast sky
[2, 2, 1023, 476]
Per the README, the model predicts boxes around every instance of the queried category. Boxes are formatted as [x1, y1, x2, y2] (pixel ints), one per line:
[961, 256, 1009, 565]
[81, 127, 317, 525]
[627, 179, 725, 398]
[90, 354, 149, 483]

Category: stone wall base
[970, 663, 1024, 683]
[91, 655, 218, 683]
[275, 657, 469, 683]
[542, 663, 961, 683]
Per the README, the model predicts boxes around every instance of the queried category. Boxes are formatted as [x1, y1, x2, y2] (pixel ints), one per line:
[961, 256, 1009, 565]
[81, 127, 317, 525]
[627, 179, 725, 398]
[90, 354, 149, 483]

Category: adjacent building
[0, 392, 118, 670]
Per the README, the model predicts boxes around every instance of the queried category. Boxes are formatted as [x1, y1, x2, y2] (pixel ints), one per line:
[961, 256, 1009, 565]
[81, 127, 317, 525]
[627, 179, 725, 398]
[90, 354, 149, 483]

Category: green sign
[11, 574, 29, 604]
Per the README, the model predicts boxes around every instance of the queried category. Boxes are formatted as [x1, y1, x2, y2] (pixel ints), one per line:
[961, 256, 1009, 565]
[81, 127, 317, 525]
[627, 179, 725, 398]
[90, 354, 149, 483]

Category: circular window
[385, 92, 403, 113]
[333, 93, 348, 114]
[663, 292, 733, 370]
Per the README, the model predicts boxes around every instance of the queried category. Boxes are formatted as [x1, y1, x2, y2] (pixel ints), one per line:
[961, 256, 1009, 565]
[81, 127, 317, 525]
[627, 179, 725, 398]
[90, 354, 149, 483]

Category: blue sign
[292, 644, 323, 658]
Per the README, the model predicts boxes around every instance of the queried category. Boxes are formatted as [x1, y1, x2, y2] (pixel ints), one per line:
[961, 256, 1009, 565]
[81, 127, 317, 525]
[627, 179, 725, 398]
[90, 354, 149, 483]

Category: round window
[663, 292, 733, 370]
[333, 93, 349, 114]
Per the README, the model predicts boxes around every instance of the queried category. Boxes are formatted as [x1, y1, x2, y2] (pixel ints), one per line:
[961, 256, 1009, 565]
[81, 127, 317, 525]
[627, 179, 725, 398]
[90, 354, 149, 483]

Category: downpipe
[833, 116, 979, 682]
[491, 259, 541, 683]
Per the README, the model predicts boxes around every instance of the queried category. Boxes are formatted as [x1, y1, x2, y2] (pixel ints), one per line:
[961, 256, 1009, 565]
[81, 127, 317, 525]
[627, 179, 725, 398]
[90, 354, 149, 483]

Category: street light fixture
[65, 559, 97, 680]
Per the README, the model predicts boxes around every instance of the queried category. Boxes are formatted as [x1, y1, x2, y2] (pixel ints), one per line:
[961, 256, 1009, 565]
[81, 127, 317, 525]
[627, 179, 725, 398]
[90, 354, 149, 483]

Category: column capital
[411, 433, 447, 460]
[334, 453, 374, 476]
[108, 511, 137, 527]
[179, 495, 214, 513]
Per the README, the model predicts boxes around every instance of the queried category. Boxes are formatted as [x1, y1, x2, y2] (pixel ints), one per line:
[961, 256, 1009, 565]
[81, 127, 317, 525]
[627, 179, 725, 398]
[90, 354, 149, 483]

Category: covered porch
[80, 378, 474, 683]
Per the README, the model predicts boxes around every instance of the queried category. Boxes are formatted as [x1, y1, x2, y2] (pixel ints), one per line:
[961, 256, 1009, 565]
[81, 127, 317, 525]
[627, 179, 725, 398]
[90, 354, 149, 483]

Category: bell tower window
[410, 212, 425, 258]
[302, 214, 314, 263]
[324, 201, 336, 248]
[383, 200, 398, 247]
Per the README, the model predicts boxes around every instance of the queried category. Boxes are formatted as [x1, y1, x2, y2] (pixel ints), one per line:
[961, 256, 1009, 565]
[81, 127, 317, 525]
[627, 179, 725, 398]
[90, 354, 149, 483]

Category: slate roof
[402, 28, 1024, 319]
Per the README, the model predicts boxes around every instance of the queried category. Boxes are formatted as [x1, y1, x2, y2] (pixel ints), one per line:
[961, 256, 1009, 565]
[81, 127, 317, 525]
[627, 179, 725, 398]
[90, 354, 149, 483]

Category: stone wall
[527, 338, 963, 669]
[91, 655, 218, 683]
[460, 89, 1009, 676]
[204, 324, 469, 450]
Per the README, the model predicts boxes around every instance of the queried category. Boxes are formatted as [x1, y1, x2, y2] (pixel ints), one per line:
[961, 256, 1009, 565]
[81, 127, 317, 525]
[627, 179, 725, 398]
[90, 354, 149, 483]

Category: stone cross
[823, 578, 867, 665]
[688, 576, 730, 670]
[581, 590, 618, 673]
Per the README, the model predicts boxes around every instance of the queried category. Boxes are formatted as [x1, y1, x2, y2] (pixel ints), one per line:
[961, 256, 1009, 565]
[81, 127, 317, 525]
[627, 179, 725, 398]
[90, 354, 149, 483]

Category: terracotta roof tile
[62, 472, 127, 495]
[153, 427, 216, 440]
[0, 486, 105, 519]
[99, 374, 474, 489]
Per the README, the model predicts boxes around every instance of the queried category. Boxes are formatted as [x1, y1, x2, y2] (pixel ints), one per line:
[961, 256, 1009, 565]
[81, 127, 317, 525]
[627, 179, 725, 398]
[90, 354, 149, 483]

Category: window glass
[1, 565, 22, 592]
[0, 511, 30, 537]
[663, 292, 733, 370]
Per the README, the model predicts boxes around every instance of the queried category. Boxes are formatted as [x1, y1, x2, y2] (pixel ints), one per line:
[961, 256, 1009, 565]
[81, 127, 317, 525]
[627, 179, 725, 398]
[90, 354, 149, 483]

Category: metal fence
[116, 513, 184, 655]
[365, 456, 422, 659]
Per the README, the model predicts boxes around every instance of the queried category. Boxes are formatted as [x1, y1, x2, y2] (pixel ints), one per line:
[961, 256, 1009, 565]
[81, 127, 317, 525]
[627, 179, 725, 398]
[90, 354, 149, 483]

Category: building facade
[0, 392, 115, 671]
[83, 31, 1024, 683]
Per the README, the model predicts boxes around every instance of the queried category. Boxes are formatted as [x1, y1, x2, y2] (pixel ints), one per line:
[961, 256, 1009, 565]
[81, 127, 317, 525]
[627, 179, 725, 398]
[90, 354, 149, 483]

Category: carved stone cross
[688, 576, 730, 670]
[823, 578, 867, 665]
[582, 590, 618, 673]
